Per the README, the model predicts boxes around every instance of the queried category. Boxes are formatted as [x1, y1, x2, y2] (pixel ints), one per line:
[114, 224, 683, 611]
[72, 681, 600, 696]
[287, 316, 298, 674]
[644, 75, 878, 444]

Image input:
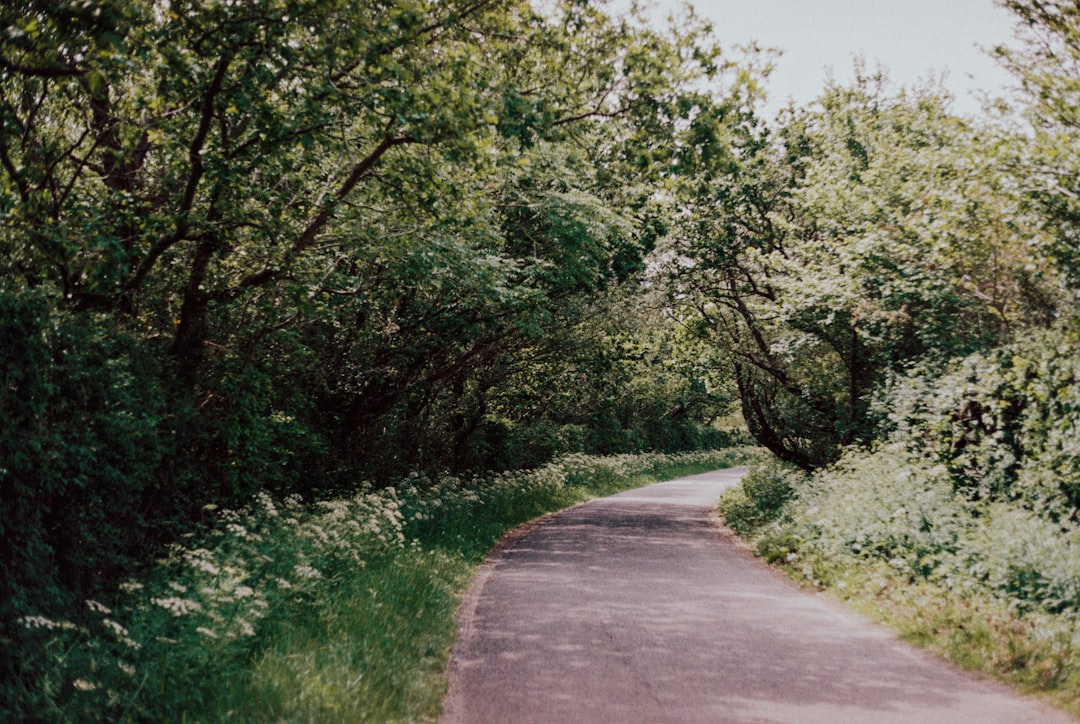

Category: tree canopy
[0, 0, 757, 618]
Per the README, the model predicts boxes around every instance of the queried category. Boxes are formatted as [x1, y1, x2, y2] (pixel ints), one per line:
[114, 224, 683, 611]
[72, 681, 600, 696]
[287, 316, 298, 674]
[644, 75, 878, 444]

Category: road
[440, 468, 1075, 723]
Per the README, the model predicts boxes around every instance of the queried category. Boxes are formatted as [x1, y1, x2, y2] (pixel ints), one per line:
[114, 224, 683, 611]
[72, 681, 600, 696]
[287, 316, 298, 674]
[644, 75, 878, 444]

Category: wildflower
[73, 679, 97, 692]
[226, 523, 249, 539]
[255, 491, 279, 517]
[18, 615, 76, 631]
[294, 564, 321, 579]
[118, 662, 136, 677]
[186, 549, 220, 576]
[102, 619, 129, 638]
[152, 597, 203, 616]
[233, 585, 255, 598]
[86, 599, 112, 614]
[168, 582, 188, 594]
[275, 578, 293, 590]
[238, 620, 256, 637]
[119, 581, 144, 594]
[105, 622, 141, 649]
[196, 626, 218, 639]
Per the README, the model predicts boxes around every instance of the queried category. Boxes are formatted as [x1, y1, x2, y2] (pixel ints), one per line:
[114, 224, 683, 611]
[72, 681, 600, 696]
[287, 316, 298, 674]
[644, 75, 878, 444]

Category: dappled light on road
[442, 470, 1074, 723]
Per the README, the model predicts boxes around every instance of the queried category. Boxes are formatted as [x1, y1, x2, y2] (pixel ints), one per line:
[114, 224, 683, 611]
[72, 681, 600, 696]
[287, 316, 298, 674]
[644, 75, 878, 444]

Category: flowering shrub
[737, 445, 1080, 617]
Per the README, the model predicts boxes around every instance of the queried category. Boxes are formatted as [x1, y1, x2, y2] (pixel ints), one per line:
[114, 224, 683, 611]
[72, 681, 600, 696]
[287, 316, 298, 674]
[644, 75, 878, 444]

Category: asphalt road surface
[441, 468, 1075, 723]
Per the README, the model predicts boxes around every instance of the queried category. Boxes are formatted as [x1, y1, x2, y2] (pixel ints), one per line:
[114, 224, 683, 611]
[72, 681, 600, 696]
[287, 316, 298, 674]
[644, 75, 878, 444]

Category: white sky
[620, 0, 1021, 119]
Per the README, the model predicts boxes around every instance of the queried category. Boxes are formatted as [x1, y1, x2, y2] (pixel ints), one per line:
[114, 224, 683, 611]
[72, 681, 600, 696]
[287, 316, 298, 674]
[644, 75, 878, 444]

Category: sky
[624, 0, 1021, 119]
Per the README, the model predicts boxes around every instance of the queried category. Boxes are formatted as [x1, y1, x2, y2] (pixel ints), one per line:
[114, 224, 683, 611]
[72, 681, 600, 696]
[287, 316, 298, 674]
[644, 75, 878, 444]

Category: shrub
[745, 444, 1080, 619]
[965, 504, 1080, 615]
[739, 444, 1080, 713]
[880, 326, 1080, 517]
[0, 286, 171, 618]
[754, 446, 965, 580]
[718, 456, 804, 535]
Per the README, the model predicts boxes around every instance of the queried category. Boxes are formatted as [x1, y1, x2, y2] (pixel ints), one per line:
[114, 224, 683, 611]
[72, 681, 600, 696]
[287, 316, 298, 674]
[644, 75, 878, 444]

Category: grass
[717, 447, 1080, 719]
[7, 448, 752, 722]
[796, 559, 1080, 718]
[236, 549, 472, 723]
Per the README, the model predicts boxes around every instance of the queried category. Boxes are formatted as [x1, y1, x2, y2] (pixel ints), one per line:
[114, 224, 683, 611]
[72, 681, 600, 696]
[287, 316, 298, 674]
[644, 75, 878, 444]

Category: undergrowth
[718, 445, 1080, 718]
[5, 448, 750, 722]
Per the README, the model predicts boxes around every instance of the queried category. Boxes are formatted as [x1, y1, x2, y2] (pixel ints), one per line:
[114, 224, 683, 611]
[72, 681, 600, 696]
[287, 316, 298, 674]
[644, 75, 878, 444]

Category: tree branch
[124, 54, 233, 293]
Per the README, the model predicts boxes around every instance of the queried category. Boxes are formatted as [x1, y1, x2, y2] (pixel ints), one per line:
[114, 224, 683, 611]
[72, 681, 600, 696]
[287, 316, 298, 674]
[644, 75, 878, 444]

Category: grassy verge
[7, 448, 751, 722]
[717, 447, 1080, 718]
[832, 565, 1080, 717]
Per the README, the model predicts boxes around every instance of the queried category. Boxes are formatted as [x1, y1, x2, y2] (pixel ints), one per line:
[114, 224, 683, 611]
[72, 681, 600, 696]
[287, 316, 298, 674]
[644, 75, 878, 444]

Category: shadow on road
[442, 470, 1075, 724]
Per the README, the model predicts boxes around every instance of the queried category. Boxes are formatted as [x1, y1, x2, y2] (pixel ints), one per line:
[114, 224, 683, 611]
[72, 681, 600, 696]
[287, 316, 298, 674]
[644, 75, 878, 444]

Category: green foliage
[0, 2, 748, 673]
[735, 443, 1080, 714]
[717, 456, 804, 535]
[663, 67, 1063, 469]
[0, 285, 169, 611]
[753, 447, 965, 581]
[5, 449, 750, 721]
[714, 14, 1080, 708]
[881, 326, 1080, 516]
[0, 283, 339, 715]
[996, 0, 1080, 290]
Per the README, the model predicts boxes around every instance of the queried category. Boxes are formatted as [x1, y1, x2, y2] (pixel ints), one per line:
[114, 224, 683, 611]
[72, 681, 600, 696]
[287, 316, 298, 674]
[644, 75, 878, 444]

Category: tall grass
[6, 448, 750, 722]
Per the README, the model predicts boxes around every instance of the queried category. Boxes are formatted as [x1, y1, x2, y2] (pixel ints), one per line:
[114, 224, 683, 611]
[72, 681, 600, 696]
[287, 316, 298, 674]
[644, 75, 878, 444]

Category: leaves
[661, 66, 1063, 468]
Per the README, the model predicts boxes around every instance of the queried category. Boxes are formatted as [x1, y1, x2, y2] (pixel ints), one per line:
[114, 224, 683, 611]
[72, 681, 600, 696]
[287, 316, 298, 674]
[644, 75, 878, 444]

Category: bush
[762, 447, 964, 578]
[0, 287, 171, 608]
[881, 326, 1080, 517]
[737, 444, 1080, 713]
[743, 444, 1080, 618]
[0, 287, 180, 716]
[718, 456, 804, 535]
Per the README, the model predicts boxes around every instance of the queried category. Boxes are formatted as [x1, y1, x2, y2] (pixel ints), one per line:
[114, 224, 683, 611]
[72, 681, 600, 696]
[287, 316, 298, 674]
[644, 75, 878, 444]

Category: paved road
[441, 468, 1075, 723]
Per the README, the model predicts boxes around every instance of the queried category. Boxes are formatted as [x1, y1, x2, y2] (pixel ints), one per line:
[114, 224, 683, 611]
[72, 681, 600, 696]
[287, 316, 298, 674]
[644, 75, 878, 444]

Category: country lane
[440, 468, 1075, 724]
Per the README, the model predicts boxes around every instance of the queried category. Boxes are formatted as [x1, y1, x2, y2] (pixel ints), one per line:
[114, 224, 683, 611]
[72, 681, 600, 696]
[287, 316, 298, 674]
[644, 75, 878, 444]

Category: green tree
[995, 0, 1080, 289]
[663, 70, 1058, 468]
[0, 0, 746, 616]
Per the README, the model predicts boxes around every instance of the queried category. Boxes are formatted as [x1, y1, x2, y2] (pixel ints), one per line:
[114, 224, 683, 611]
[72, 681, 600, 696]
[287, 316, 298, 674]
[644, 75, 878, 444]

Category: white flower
[86, 599, 112, 614]
[226, 523, 249, 539]
[186, 549, 220, 576]
[233, 585, 255, 598]
[255, 491, 279, 517]
[73, 679, 97, 692]
[152, 597, 203, 616]
[18, 615, 76, 631]
[293, 564, 321, 580]
[102, 619, 129, 637]
[196, 626, 218, 639]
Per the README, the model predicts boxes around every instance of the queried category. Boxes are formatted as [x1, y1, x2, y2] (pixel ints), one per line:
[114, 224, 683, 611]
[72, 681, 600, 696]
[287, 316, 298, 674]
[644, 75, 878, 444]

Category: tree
[994, 0, 1080, 289]
[662, 69, 1059, 468]
[1, 0, 750, 615]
